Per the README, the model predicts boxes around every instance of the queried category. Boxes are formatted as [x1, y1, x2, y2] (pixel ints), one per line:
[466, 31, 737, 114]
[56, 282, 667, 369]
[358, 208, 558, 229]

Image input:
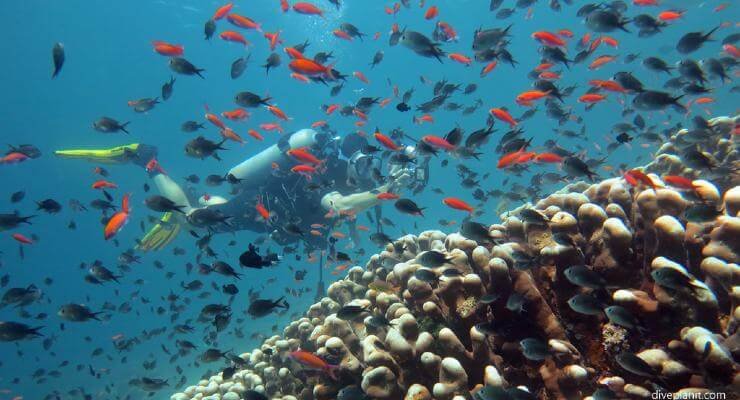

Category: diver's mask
[347, 150, 382, 189]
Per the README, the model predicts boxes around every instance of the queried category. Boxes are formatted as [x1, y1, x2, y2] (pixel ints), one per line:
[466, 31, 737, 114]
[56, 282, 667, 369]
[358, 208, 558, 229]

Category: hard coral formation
[172, 116, 739, 400]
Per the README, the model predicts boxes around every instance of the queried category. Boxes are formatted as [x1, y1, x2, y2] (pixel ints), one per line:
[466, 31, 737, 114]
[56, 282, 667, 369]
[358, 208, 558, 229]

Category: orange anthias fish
[497, 148, 527, 169]
[1, 152, 29, 164]
[221, 128, 245, 144]
[288, 350, 337, 378]
[413, 114, 434, 124]
[92, 180, 117, 189]
[588, 79, 627, 93]
[287, 148, 322, 165]
[205, 111, 226, 130]
[515, 90, 550, 106]
[531, 31, 566, 47]
[292, 2, 324, 17]
[284, 47, 305, 59]
[221, 108, 250, 121]
[291, 164, 317, 180]
[152, 41, 184, 57]
[213, 2, 234, 20]
[448, 53, 472, 65]
[424, 5, 439, 19]
[12, 233, 34, 245]
[443, 197, 474, 214]
[289, 58, 334, 78]
[256, 200, 271, 221]
[625, 169, 657, 192]
[266, 105, 290, 120]
[333, 29, 353, 41]
[227, 13, 263, 31]
[377, 192, 400, 200]
[374, 132, 400, 151]
[422, 135, 455, 151]
[353, 71, 369, 84]
[264, 31, 284, 50]
[534, 152, 563, 163]
[589, 55, 617, 70]
[280, 0, 290, 12]
[104, 194, 131, 240]
[578, 93, 607, 103]
[662, 175, 698, 191]
[248, 129, 264, 141]
[480, 61, 497, 77]
[220, 31, 250, 46]
[489, 108, 517, 127]
[260, 123, 284, 133]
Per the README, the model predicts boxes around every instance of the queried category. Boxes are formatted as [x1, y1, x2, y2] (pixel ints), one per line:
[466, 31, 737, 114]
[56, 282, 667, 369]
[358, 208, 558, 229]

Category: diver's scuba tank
[227, 129, 328, 187]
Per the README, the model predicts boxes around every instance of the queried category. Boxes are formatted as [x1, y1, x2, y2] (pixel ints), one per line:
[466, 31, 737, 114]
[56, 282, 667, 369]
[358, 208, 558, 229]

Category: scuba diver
[55, 128, 430, 252]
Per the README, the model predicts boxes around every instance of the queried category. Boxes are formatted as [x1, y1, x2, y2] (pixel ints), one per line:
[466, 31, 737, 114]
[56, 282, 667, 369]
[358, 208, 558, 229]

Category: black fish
[677, 26, 720, 54]
[51, 42, 65, 78]
[231, 55, 249, 79]
[247, 297, 289, 318]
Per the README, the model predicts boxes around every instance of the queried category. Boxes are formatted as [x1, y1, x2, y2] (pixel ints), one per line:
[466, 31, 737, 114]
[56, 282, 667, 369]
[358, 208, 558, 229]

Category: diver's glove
[137, 212, 182, 251]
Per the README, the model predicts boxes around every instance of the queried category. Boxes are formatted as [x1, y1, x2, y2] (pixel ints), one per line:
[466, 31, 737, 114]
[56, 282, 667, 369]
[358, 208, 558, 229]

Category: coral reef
[171, 116, 739, 399]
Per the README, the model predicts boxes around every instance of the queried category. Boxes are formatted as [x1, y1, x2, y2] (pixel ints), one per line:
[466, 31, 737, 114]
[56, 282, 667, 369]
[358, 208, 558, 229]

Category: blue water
[0, 0, 737, 398]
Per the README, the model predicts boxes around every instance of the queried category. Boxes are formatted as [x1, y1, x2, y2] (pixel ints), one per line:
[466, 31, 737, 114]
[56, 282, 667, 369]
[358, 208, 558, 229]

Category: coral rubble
[171, 116, 739, 400]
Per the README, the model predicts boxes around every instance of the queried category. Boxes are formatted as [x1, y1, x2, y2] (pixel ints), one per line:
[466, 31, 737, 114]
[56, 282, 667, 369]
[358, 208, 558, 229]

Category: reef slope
[171, 115, 739, 400]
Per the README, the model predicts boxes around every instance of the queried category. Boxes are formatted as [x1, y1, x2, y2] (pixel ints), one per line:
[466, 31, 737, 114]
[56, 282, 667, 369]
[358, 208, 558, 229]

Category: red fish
[422, 135, 455, 151]
[205, 112, 226, 130]
[588, 80, 627, 93]
[12, 233, 33, 245]
[374, 132, 400, 151]
[264, 31, 284, 50]
[353, 71, 369, 84]
[287, 148, 322, 165]
[448, 53, 472, 65]
[92, 180, 117, 189]
[291, 73, 310, 83]
[289, 58, 334, 78]
[377, 192, 400, 200]
[291, 164, 317, 180]
[248, 129, 264, 141]
[256, 199, 271, 220]
[625, 169, 657, 192]
[723, 44, 740, 58]
[284, 47, 305, 59]
[333, 29, 353, 41]
[213, 2, 234, 20]
[220, 31, 250, 46]
[424, 5, 439, 20]
[266, 105, 290, 121]
[0, 152, 29, 164]
[227, 14, 262, 31]
[534, 153, 563, 163]
[289, 350, 338, 379]
[497, 148, 526, 169]
[489, 108, 517, 127]
[413, 114, 434, 124]
[104, 194, 131, 240]
[532, 31, 566, 47]
[260, 123, 284, 133]
[152, 41, 184, 57]
[480, 61, 497, 77]
[280, 0, 290, 12]
[221, 128, 245, 144]
[662, 175, 697, 190]
[515, 90, 549, 106]
[221, 108, 250, 121]
[325, 104, 339, 115]
[443, 197, 474, 214]
[589, 55, 617, 70]
[578, 93, 607, 103]
[293, 2, 324, 17]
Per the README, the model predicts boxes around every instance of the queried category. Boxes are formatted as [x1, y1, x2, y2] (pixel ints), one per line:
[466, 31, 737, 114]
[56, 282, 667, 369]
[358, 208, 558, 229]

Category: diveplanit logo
[651, 392, 728, 400]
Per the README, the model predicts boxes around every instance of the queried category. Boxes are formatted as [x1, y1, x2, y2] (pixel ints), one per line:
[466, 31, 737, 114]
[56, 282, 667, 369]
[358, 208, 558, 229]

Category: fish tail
[119, 122, 131, 134]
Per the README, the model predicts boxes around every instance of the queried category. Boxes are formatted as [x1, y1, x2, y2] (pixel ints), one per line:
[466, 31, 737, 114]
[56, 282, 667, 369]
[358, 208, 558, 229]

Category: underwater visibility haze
[0, 0, 739, 399]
